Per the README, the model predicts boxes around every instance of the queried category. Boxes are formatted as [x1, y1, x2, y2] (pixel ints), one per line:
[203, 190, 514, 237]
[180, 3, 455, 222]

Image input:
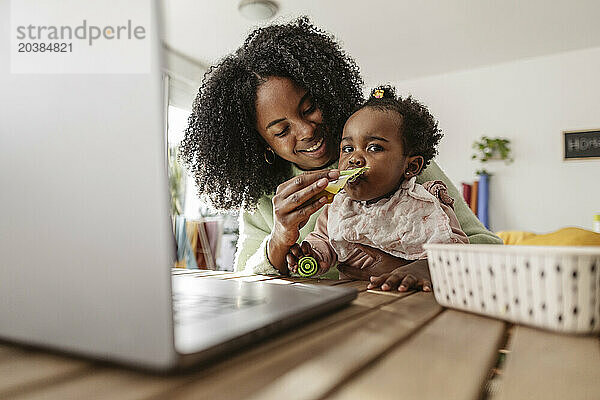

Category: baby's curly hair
[360, 85, 443, 170]
[180, 17, 364, 211]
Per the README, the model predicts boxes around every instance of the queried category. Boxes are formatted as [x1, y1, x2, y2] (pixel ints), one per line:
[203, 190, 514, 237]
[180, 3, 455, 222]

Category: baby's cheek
[338, 156, 350, 169]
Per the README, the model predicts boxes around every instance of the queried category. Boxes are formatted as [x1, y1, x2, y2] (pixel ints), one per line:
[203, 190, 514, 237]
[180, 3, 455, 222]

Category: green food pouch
[324, 166, 369, 195]
[305, 166, 369, 205]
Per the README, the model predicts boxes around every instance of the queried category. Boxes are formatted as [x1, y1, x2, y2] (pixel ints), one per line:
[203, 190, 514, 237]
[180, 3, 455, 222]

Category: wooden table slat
[8, 368, 190, 400]
[180, 292, 441, 400]
[330, 280, 370, 292]
[366, 288, 410, 297]
[0, 353, 91, 398]
[352, 291, 414, 308]
[0, 345, 27, 363]
[497, 326, 600, 400]
[328, 309, 506, 400]
[301, 278, 351, 286]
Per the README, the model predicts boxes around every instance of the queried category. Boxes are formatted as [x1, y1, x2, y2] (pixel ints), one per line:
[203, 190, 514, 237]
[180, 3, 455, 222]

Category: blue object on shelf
[174, 216, 198, 269]
[477, 173, 489, 229]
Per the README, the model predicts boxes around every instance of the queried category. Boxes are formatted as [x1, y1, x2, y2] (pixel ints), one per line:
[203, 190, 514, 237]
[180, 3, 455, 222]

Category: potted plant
[472, 136, 513, 164]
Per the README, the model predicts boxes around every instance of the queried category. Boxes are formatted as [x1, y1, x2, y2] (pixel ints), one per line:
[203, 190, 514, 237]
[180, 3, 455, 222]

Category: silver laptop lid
[0, 0, 177, 369]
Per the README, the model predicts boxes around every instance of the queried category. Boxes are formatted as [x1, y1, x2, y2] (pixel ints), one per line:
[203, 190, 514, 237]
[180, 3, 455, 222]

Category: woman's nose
[296, 120, 316, 141]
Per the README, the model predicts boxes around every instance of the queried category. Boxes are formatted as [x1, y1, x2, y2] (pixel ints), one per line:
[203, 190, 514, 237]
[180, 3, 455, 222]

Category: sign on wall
[563, 129, 600, 160]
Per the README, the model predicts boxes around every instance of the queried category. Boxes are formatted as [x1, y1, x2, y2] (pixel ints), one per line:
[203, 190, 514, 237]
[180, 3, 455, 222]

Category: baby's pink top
[305, 177, 469, 275]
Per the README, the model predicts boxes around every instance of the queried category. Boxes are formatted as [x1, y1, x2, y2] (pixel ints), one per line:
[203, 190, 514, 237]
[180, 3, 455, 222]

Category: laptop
[0, 0, 356, 371]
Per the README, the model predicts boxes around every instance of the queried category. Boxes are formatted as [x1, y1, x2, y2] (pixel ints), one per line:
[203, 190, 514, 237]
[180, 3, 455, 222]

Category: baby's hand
[286, 241, 321, 275]
[367, 259, 432, 292]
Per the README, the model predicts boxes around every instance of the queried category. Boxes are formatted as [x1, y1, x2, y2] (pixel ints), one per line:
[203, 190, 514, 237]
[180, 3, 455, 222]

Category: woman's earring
[264, 147, 275, 165]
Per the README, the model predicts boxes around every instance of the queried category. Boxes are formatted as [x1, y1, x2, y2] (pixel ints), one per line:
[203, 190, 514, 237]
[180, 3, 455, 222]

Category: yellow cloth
[496, 231, 536, 245]
[496, 227, 600, 246]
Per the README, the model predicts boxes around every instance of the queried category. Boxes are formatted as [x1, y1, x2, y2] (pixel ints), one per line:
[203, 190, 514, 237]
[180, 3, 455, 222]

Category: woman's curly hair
[360, 85, 443, 170]
[180, 17, 364, 211]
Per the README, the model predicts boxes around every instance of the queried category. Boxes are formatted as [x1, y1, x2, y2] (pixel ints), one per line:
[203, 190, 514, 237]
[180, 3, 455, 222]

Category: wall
[164, 46, 206, 111]
[372, 47, 600, 233]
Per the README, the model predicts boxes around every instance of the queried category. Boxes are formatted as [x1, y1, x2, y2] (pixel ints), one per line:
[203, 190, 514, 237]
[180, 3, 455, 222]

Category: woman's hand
[367, 259, 432, 292]
[267, 169, 339, 273]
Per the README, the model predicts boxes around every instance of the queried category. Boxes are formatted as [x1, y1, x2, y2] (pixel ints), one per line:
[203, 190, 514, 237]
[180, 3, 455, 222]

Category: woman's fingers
[273, 179, 328, 224]
[273, 170, 339, 216]
[271, 171, 339, 243]
[275, 170, 339, 199]
[289, 192, 329, 222]
[398, 274, 417, 292]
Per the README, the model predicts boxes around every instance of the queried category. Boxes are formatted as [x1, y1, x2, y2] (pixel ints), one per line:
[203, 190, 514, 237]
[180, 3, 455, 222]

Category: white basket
[424, 244, 600, 334]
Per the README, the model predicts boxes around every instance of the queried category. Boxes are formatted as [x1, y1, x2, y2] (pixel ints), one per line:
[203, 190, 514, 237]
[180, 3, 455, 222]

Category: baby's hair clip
[373, 89, 384, 99]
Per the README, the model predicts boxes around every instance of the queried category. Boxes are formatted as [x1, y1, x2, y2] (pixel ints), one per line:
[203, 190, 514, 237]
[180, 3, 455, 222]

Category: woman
[181, 18, 501, 279]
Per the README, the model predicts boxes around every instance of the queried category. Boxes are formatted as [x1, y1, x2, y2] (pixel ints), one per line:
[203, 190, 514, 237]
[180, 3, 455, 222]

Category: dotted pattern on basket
[427, 249, 600, 334]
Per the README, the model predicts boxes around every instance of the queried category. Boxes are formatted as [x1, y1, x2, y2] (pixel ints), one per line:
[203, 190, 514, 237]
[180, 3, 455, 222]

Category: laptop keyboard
[172, 288, 267, 324]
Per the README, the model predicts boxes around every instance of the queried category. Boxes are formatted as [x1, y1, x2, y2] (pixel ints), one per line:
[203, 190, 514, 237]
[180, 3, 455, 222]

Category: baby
[286, 86, 469, 292]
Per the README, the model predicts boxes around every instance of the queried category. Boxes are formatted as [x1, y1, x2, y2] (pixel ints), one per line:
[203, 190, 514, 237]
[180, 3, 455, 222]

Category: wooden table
[2, 270, 600, 400]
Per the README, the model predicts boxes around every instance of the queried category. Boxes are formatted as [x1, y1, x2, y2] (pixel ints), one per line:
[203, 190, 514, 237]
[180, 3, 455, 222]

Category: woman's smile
[297, 137, 326, 156]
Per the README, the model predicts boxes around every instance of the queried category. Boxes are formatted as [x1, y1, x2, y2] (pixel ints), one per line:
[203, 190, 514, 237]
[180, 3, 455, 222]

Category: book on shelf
[461, 183, 472, 206]
[462, 178, 490, 229]
[470, 180, 479, 215]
